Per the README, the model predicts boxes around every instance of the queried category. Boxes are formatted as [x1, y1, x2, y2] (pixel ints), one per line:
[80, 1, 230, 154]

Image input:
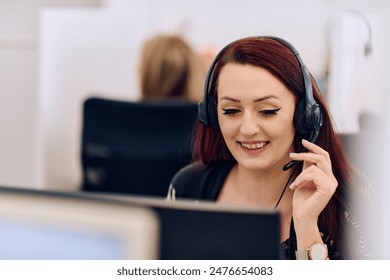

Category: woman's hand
[288, 139, 338, 224]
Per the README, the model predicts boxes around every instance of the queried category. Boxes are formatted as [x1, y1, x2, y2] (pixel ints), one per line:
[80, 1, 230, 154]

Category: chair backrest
[81, 97, 198, 197]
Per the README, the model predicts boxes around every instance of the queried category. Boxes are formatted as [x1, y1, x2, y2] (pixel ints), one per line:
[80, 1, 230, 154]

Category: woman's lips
[239, 141, 270, 151]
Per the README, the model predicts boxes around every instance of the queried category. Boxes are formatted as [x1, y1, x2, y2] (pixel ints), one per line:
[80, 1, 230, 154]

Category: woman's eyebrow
[220, 95, 281, 103]
[253, 94, 281, 103]
[220, 96, 240, 102]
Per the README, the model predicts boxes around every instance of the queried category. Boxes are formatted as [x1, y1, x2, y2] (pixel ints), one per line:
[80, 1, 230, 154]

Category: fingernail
[289, 182, 296, 190]
[289, 152, 298, 157]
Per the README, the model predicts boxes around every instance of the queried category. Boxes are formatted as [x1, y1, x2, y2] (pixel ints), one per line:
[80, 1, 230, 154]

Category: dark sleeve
[168, 161, 234, 201]
[169, 162, 209, 199]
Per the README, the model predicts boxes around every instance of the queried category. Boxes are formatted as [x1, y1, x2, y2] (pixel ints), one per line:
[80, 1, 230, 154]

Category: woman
[168, 36, 371, 259]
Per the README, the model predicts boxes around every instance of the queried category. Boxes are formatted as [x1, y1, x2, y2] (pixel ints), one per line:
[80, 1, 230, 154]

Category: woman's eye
[222, 108, 240, 116]
[260, 107, 282, 117]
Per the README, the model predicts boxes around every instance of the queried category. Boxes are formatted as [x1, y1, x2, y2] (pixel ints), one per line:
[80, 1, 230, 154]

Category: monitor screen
[0, 186, 159, 260]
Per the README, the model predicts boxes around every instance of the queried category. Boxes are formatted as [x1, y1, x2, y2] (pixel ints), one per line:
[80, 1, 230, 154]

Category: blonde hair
[139, 34, 202, 102]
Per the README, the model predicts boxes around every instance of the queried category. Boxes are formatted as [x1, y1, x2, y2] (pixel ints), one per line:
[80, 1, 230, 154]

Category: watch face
[309, 243, 328, 260]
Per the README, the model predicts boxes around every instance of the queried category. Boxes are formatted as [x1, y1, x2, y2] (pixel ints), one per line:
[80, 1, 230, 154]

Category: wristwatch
[295, 242, 328, 260]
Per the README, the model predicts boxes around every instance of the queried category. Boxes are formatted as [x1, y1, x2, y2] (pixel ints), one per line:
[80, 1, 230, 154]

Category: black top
[169, 160, 341, 260]
[170, 161, 235, 200]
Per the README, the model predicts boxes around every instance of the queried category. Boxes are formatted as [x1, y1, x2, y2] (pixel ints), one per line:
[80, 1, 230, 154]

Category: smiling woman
[217, 64, 296, 173]
[167, 36, 374, 260]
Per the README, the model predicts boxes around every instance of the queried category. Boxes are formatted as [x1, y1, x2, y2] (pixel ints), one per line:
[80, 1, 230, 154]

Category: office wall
[0, 0, 99, 189]
[1, 0, 390, 259]
[0, 0, 39, 188]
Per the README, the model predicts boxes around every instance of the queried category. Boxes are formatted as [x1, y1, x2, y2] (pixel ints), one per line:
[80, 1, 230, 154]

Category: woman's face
[217, 63, 296, 172]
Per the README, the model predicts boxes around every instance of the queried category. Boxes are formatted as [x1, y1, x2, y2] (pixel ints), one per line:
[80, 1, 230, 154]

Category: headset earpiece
[309, 103, 324, 143]
[207, 93, 219, 129]
[198, 92, 218, 129]
[294, 98, 324, 143]
[294, 99, 311, 135]
[198, 99, 209, 126]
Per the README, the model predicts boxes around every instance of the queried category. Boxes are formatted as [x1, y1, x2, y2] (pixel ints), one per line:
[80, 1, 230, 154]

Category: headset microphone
[282, 126, 321, 171]
[283, 160, 297, 171]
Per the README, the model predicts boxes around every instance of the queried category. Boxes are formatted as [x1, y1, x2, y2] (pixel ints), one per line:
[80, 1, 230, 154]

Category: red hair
[192, 37, 350, 252]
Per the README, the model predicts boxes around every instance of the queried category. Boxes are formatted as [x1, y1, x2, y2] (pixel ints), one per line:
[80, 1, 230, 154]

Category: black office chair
[81, 97, 198, 197]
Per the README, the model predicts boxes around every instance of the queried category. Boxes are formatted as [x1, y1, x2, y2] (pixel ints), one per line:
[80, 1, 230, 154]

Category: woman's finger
[289, 152, 332, 174]
[301, 139, 331, 162]
[289, 165, 337, 194]
[289, 165, 318, 190]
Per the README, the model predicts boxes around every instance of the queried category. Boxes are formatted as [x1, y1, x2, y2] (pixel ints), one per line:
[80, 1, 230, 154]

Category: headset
[198, 36, 324, 171]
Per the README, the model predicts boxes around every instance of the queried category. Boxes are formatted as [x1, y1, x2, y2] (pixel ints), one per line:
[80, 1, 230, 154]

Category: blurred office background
[0, 0, 389, 258]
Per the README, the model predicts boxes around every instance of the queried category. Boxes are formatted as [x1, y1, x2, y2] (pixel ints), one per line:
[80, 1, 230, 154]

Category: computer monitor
[93, 193, 283, 260]
[157, 202, 282, 260]
[0, 186, 159, 260]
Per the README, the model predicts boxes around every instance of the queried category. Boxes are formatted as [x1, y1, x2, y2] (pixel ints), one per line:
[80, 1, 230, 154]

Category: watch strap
[295, 250, 309, 260]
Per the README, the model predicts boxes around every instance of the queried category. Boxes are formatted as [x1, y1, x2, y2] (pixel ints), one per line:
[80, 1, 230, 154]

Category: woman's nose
[240, 113, 260, 136]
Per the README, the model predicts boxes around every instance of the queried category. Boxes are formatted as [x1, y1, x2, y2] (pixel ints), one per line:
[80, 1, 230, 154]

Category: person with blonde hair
[139, 34, 202, 102]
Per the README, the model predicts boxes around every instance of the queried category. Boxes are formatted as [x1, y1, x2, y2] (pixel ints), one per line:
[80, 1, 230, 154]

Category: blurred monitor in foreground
[0, 186, 159, 260]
